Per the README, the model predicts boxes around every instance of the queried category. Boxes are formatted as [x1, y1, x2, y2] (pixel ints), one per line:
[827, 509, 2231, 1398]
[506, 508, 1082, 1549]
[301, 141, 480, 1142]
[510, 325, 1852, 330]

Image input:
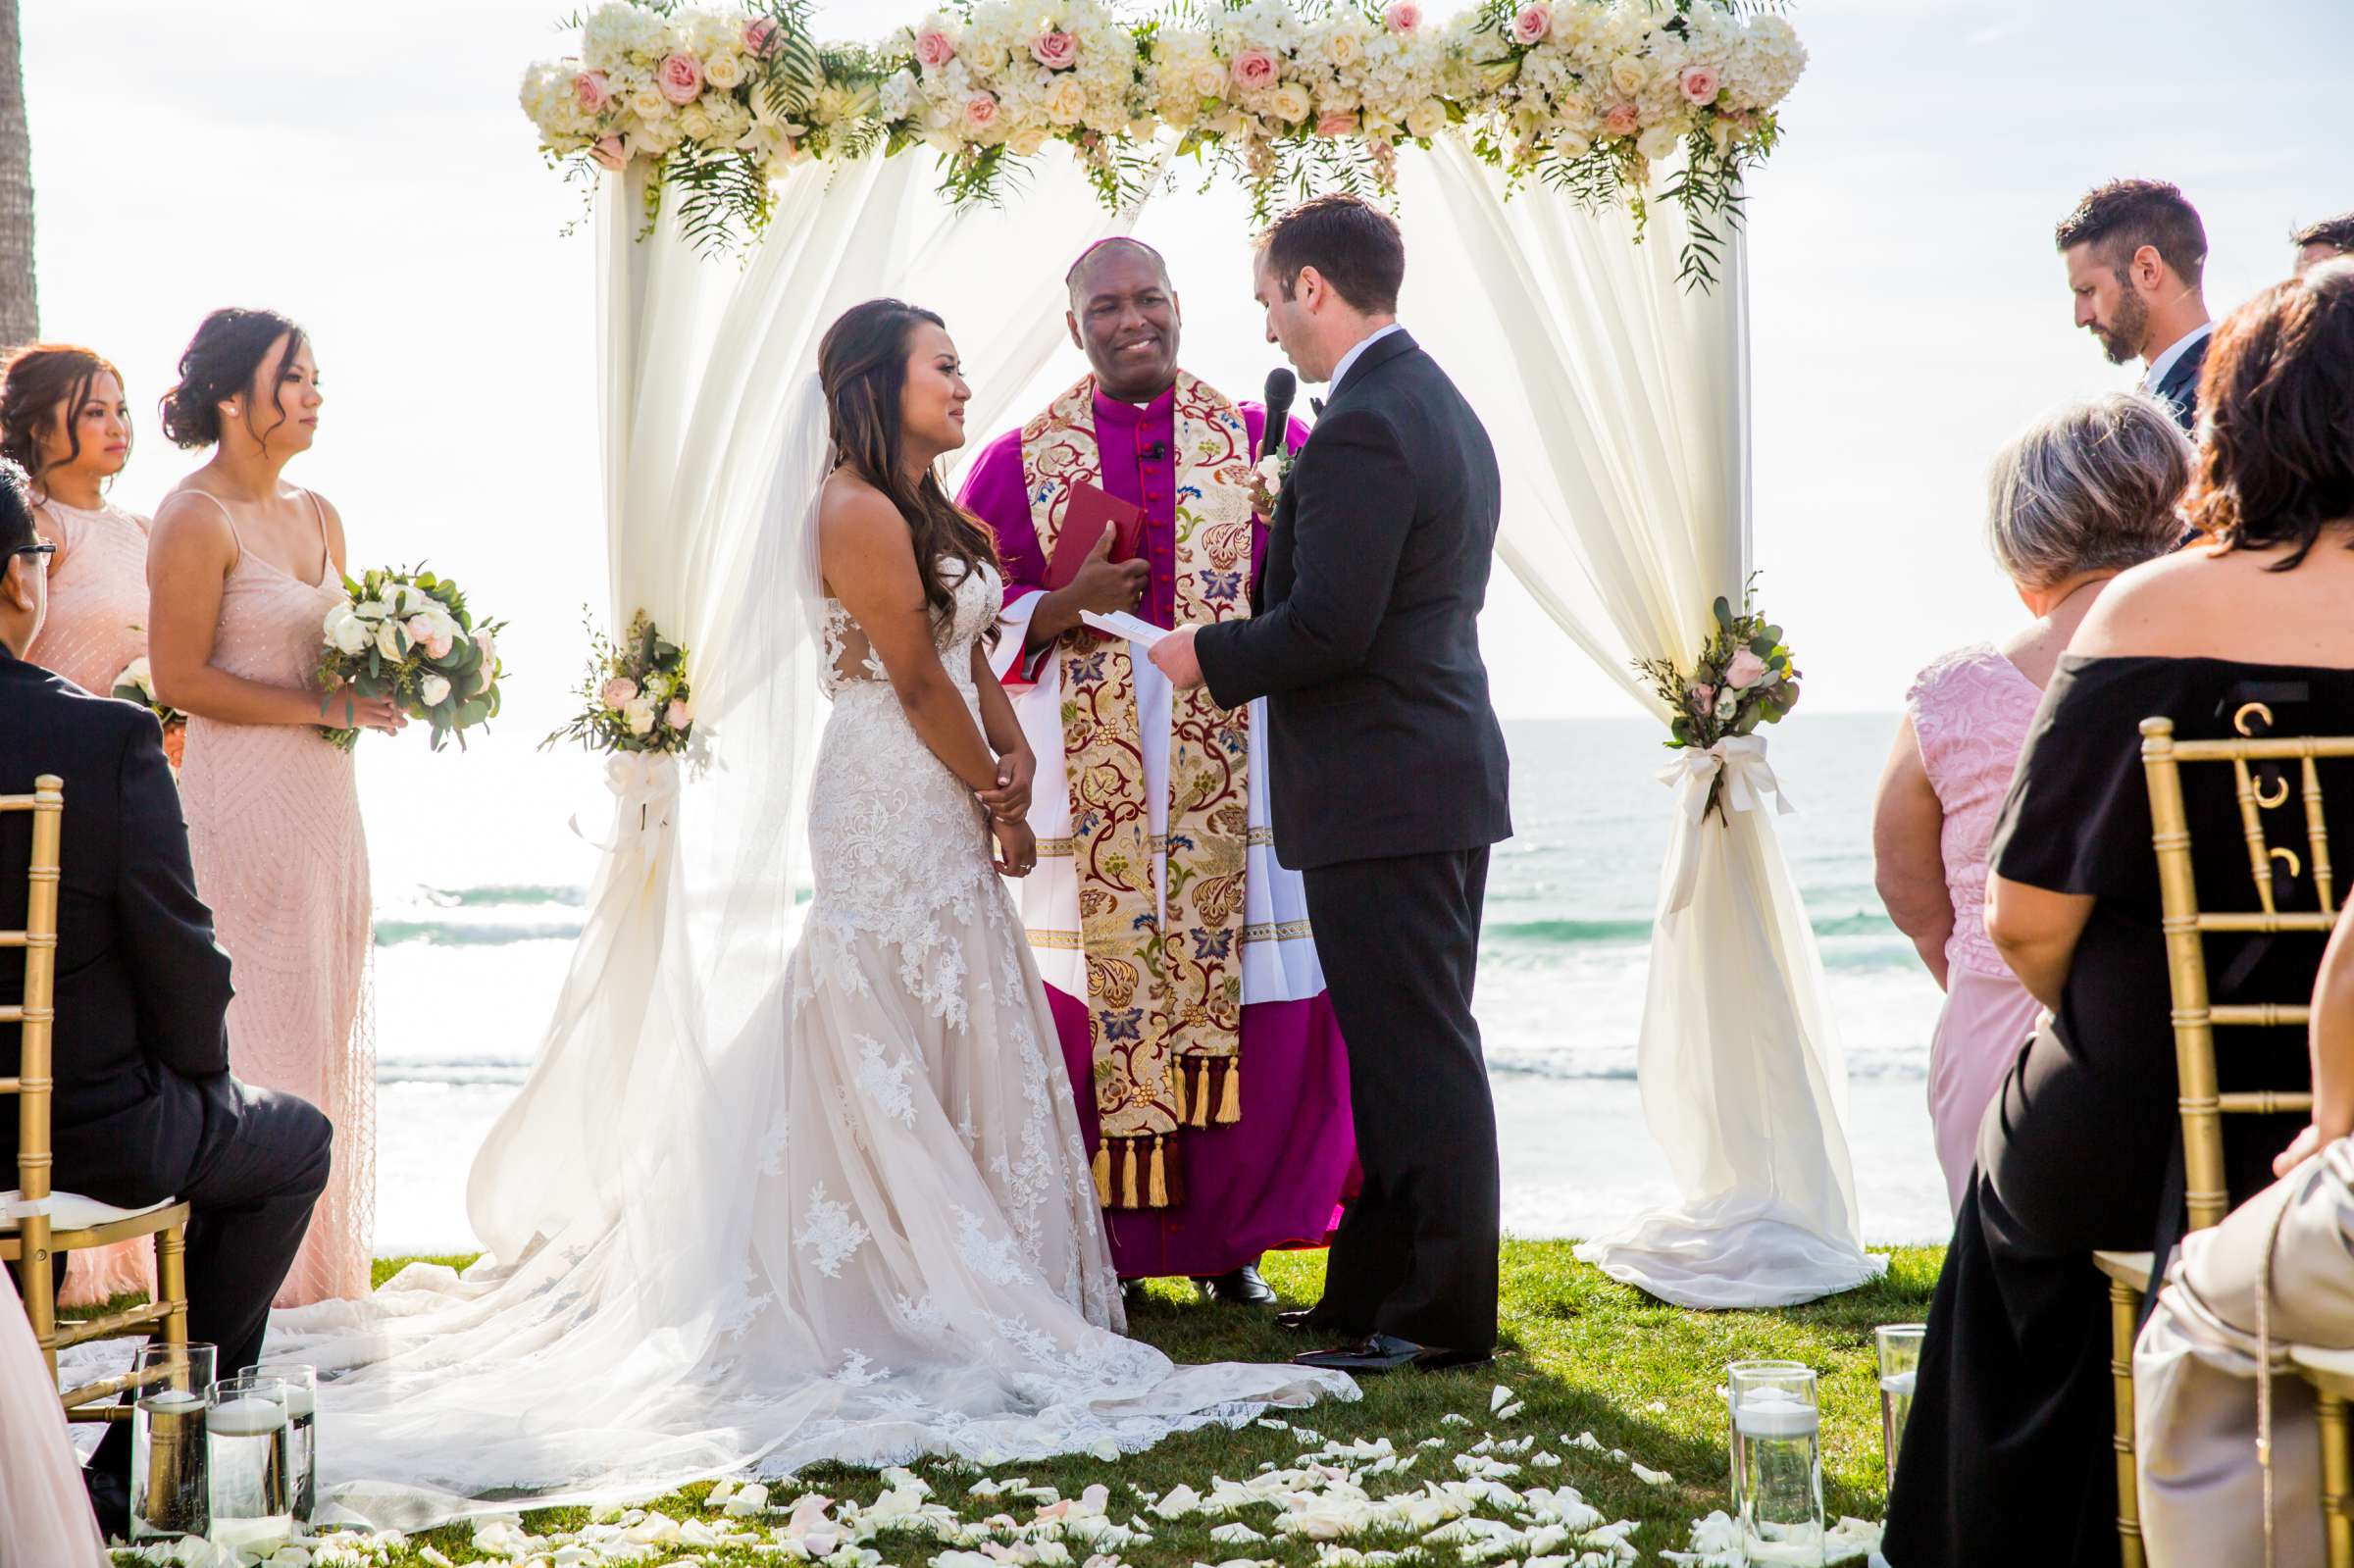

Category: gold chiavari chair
[2091, 714, 2349, 1567]
[0, 774, 192, 1420]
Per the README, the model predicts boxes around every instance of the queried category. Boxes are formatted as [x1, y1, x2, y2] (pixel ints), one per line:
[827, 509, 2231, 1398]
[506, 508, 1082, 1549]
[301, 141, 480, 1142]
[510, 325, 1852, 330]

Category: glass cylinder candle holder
[244, 1361, 318, 1523]
[1728, 1360, 1824, 1567]
[207, 1373, 293, 1556]
[1875, 1324, 1927, 1492]
[130, 1340, 216, 1543]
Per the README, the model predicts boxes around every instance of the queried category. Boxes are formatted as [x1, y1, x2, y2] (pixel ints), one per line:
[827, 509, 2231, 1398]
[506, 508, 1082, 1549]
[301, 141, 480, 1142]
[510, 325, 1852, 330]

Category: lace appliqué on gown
[261, 559, 1355, 1525]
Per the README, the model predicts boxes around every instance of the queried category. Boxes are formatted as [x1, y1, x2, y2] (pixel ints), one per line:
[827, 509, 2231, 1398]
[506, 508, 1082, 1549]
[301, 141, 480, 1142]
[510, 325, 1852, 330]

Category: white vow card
[1079, 610, 1169, 648]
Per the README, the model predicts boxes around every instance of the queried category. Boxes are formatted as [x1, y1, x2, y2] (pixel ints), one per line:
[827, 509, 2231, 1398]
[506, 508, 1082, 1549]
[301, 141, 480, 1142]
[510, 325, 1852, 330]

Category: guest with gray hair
[1872, 391, 2191, 1213]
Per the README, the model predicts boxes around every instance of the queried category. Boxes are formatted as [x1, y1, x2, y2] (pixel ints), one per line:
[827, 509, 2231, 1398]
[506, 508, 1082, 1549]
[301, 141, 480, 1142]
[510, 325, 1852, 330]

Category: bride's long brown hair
[818, 300, 998, 632]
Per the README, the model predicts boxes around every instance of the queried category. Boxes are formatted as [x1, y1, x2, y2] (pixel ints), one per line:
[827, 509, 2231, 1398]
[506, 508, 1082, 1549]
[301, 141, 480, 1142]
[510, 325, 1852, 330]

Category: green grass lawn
[246, 1240, 1944, 1567]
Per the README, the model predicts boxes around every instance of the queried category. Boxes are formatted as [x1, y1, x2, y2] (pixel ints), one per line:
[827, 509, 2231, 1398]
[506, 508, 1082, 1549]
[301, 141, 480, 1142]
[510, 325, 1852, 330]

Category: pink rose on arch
[1679, 64, 1722, 105]
[1316, 109, 1356, 137]
[1231, 48, 1279, 93]
[963, 91, 1000, 129]
[742, 18, 779, 56]
[589, 134, 628, 171]
[1689, 683, 1716, 711]
[599, 677, 639, 709]
[656, 50, 704, 105]
[1384, 2, 1423, 33]
[1724, 648, 1769, 690]
[573, 70, 613, 114]
[1030, 29, 1078, 71]
[1509, 4, 1553, 46]
[1602, 100, 1640, 137]
[914, 28, 955, 69]
[665, 697, 692, 730]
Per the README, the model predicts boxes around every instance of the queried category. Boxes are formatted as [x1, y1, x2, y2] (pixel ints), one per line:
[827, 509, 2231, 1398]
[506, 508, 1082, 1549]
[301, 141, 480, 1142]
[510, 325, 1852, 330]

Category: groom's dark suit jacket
[1196, 329, 1511, 870]
[0, 647, 237, 1203]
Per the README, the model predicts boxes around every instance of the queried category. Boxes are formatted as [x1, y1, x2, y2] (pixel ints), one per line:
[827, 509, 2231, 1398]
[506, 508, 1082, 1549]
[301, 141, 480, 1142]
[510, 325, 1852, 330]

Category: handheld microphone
[1260, 368, 1296, 463]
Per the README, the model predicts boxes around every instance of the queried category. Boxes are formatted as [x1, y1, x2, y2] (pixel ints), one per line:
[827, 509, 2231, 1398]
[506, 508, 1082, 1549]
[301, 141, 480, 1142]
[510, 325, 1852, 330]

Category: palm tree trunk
[0, 0, 35, 346]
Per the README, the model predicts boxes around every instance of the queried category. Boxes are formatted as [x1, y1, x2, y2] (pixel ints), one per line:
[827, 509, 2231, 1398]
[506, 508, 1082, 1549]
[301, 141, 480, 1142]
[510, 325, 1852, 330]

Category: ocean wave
[419, 883, 588, 908]
[1484, 908, 1902, 946]
[374, 919, 585, 947]
[1488, 1052, 1927, 1086]
[377, 1060, 533, 1087]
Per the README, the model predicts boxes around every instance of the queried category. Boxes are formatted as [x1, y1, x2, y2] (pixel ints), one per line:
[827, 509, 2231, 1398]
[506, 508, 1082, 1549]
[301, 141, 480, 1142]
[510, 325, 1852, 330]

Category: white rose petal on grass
[1490, 1386, 1514, 1413]
[1418, 1437, 1451, 1450]
[1151, 1484, 1202, 1519]
[1092, 1439, 1123, 1462]
[1568, 1431, 1606, 1452]
[1209, 1524, 1268, 1545]
[1630, 1463, 1674, 1487]
[1497, 1401, 1525, 1421]
[1646, 1400, 1668, 1414]
[1440, 1413, 1473, 1428]
[1528, 1451, 1562, 1468]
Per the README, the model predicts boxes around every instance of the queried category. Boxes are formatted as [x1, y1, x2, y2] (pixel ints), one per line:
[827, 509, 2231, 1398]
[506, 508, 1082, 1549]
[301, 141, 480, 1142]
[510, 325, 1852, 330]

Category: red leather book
[1043, 481, 1146, 590]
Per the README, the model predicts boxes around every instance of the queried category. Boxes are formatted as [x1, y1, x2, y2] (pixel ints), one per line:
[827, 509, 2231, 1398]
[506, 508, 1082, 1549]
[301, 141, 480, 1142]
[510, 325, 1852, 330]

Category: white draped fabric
[1398, 138, 1884, 1308]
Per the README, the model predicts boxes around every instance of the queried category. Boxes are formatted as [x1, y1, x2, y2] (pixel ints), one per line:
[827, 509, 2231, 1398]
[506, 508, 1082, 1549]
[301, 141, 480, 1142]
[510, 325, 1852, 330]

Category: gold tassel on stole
[1216, 1059, 1242, 1125]
[1170, 1056, 1190, 1124]
[1149, 1136, 1169, 1207]
[1189, 1058, 1211, 1129]
[1120, 1141, 1141, 1209]
[1092, 1144, 1111, 1207]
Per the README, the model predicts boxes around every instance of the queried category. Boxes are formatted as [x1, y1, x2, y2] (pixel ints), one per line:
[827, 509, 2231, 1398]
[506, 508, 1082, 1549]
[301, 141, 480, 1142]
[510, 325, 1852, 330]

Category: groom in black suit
[1151, 196, 1510, 1372]
[0, 461, 332, 1532]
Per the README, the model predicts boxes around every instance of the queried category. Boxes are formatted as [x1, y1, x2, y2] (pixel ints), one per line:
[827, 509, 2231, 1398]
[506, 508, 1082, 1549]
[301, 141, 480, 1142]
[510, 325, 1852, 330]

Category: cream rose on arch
[1267, 82, 1312, 124]
[1406, 98, 1448, 139]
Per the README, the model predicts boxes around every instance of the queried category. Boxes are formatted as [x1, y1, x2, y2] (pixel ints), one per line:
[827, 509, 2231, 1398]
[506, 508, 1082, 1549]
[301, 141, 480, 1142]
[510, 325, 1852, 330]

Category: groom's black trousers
[1301, 847, 1499, 1354]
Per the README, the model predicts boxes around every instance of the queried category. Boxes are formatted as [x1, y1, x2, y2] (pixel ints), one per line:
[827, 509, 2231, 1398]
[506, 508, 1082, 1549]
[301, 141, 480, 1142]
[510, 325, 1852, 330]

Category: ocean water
[360, 712, 1953, 1253]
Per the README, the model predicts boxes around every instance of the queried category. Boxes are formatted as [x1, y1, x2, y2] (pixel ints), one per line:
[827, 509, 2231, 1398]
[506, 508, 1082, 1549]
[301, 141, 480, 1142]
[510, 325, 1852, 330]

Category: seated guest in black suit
[0, 458, 332, 1533]
[1884, 261, 2354, 1565]
[2295, 211, 2354, 277]
[2057, 179, 2214, 432]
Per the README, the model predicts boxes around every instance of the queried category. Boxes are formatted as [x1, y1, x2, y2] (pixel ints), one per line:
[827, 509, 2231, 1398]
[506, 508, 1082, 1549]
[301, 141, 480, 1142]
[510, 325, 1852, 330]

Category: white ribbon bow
[1656, 734, 1796, 915]
[570, 751, 683, 856]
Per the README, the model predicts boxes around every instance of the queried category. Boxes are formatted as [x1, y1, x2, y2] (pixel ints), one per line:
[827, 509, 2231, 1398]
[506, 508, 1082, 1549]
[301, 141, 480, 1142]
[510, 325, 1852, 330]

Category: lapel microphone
[1260, 368, 1297, 462]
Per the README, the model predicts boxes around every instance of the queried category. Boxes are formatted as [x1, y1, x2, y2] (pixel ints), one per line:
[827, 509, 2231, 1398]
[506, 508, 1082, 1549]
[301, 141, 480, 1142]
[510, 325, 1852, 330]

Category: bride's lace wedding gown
[260, 559, 1355, 1526]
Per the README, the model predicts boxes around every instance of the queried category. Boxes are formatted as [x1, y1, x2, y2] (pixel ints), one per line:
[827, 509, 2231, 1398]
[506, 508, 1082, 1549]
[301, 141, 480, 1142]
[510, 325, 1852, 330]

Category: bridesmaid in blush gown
[1, 343, 164, 1305]
[1871, 392, 2191, 1215]
[146, 309, 400, 1305]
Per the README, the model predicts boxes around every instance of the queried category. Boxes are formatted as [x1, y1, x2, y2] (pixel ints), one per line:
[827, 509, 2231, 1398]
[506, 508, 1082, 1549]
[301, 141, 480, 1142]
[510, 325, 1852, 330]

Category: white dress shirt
[1326, 321, 1405, 396]
[2141, 320, 2213, 394]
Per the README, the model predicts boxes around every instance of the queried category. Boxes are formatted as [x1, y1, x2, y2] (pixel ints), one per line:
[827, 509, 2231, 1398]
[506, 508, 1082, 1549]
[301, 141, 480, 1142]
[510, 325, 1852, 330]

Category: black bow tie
[1310, 396, 1325, 417]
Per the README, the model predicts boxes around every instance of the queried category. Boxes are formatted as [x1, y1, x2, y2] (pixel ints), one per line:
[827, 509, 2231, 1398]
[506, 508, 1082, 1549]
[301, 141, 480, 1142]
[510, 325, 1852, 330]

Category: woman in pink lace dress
[1872, 392, 2191, 1213]
[2, 343, 166, 1306]
[147, 310, 401, 1304]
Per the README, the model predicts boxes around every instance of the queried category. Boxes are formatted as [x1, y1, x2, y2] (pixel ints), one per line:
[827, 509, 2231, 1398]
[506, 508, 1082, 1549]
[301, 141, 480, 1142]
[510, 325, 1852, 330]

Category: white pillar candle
[208, 1395, 286, 1436]
[143, 1389, 206, 1411]
[1879, 1371, 1918, 1397]
[1733, 1391, 1820, 1439]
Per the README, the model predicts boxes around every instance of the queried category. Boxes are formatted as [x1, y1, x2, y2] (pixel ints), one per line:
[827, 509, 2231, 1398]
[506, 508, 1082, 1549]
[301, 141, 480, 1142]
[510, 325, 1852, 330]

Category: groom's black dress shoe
[1194, 1263, 1278, 1306]
[1292, 1334, 1494, 1375]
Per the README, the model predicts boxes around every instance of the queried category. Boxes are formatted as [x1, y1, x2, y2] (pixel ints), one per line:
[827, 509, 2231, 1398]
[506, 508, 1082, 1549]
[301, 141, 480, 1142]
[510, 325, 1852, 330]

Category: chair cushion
[2092, 1248, 2156, 1290]
[0, 1189, 177, 1232]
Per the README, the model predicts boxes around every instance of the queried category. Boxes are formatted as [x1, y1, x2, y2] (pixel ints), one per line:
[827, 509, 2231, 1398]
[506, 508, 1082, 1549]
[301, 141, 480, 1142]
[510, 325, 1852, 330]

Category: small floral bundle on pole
[111, 651, 187, 771]
[1635, 575, 1799, 820]
[316, 567, 506, 752]
[544, 609, 697, 756]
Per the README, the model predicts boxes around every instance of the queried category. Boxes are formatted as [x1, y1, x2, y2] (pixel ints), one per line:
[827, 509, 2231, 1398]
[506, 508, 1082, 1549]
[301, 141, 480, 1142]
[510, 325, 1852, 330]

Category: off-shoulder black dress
[1883, 656, 2353, 1565]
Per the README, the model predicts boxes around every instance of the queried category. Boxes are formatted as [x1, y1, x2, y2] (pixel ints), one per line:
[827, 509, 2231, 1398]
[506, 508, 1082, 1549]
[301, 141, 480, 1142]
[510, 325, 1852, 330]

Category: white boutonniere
[1251, 450, 1296, 517]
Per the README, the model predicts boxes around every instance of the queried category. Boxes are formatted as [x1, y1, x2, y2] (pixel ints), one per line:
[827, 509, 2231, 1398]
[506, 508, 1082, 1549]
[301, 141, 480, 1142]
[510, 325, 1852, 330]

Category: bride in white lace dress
[256, 301, 1354, 1529]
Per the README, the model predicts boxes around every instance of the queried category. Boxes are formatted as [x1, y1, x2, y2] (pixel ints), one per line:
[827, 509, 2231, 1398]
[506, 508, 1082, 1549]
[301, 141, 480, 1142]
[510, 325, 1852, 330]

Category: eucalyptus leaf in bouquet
[542, 608, 698, 758]
[315, 566, 507, 752]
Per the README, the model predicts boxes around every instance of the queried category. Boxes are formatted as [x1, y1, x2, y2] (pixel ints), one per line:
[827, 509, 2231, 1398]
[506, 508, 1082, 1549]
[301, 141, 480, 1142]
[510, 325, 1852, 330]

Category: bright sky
[26, 0, 2352, 726]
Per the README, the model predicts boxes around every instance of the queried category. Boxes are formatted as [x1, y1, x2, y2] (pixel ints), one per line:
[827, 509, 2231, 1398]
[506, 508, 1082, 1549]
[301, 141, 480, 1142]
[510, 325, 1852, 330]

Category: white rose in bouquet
[419, 673, 452, 707]
[323, 602, 371, 656]
[624, 696, 659, 735]
[374, 619, 406, 660]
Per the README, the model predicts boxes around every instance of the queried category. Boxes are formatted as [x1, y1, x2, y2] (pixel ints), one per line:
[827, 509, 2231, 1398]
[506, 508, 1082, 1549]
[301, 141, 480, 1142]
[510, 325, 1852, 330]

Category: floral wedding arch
[491, 0, 1885, 1312]
[522, 0, 1807, 288]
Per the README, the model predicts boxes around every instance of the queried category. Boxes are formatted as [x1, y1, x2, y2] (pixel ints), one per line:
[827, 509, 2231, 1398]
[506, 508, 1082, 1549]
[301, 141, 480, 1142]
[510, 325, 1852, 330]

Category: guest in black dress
[1884, 260, 2354, 1566]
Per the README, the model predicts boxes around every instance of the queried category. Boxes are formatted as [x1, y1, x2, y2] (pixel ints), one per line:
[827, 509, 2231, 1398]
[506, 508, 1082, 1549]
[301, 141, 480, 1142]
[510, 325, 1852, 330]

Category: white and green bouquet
[111, 651, 186, 771]
[316, 567, 506, 752]
[1635, 575, 1800, 821]
[542, 609, 697, 757]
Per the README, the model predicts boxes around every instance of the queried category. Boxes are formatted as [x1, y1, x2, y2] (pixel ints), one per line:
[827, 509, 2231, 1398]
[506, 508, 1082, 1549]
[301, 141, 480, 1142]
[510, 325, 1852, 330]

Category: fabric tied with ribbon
[568, 751, 683, 857]
[1656, 734, 1795, 915]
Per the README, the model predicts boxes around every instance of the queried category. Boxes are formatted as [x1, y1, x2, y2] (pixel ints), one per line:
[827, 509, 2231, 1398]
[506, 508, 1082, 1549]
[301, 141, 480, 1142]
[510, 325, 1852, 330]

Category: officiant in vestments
[956, 238, 1354, 1306]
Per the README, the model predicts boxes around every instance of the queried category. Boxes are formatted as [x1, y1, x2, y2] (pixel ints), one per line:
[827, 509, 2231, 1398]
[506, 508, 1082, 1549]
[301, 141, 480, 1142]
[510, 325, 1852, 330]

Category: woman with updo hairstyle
[146, 307, 394, 1305]
[1872, 392, 2190, 1218]
[1885, 260, 2354, 1568]
[0, 344, 167, 1307]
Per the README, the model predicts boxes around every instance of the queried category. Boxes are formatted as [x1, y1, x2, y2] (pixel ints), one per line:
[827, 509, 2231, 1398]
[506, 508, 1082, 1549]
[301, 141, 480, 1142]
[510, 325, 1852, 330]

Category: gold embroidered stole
[1021, 373, 1258, 1209]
